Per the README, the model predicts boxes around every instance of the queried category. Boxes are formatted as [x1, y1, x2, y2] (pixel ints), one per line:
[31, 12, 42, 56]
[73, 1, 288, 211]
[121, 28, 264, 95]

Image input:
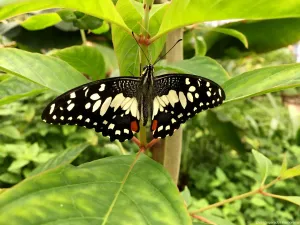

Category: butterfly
[42, 63, 225, 142]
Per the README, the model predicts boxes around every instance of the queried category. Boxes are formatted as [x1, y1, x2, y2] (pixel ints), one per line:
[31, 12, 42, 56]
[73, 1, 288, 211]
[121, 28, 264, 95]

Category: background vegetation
[0, 1, 300, 225]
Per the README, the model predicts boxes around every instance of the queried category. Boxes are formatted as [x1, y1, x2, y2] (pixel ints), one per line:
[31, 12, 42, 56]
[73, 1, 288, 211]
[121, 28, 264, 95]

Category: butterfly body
[42, 64, 225, 142]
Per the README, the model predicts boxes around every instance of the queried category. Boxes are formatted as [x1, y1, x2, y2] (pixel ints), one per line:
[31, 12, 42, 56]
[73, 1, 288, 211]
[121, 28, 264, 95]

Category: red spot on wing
[151, 120, 158, 131]
[131, 120, 139, 132]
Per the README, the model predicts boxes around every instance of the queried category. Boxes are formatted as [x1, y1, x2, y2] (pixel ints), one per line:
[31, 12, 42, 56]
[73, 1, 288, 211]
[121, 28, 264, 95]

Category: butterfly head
[141, 64, 154, 85]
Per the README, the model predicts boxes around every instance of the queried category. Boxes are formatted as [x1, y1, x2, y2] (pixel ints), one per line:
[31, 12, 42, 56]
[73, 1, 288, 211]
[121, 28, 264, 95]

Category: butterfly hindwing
[42, 77, 140, 142]
[151, 74, 225, 138]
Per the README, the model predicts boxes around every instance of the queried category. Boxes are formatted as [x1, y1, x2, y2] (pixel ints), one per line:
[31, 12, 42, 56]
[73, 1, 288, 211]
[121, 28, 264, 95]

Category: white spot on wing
[122, 98, 134, 111]
[185, 78, 190, 85]
[167, 90, 179, 107]
[77, 115, 83, 120]
[100, 97, 112, 116]
[99, 84, 105, 92]
[49, 104, 55, 114]
[158, 126, 163, 132]
[111, 93, 125, 112]
[189, 86, 196, 92]
[103, 120, 108, 125]
[195, 93, 199, 99]
[187, 92, 193, 102]
[179, 92, 187, 109]
[130, 98, 138, 118]
[218, 88, 222, 97]
[85, 118, 90, 123]
[108, 124, 115, 129]
[153, 97, 159, 119]
[70, 92, 76, 98]
[166, 125, 170, 130]
[160, 95, 169, 105]
[68, 117, 72, 121]
[171, 118, 176, 124]
[60, 116, 64, 120]
[124, 129, 129, 134]
[206, 82, 210, 87]
[67, 103, 75, 111]
[115, 130, 121, 135]
[85, 102, 91, 109]
[92, 100, 101, 112]
[178, 113, 183, 118]
[90, 93, 100, 100]
[67, 100, 71, 104]
[52, 115, 57, 120]
[207, 91, 211, 97]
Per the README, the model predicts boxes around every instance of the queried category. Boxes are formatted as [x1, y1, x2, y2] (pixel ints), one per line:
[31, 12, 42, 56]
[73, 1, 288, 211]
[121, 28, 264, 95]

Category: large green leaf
[112, 0, 167, 76]
[281, 165, 300, 180]
[154, 0, 300, 40]
[0, 0, 129, 32]
[156, 56, 230, 85]
[30, 143, 88, 177]
[0, 154, 192, 225]
[21, 13, 62, 31]
[223, 64, 300, 103]
[0, 76, 45, 106]
[252, 149, 272, 185]
[52, 46, 105, 81]
[206, 18, 300, 58]
[0, 48, 88, 93]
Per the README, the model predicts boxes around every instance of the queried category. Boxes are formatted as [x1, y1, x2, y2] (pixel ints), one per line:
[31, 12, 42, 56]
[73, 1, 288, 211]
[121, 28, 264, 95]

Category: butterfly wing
[151, 74, 225, 138]
[42, 77, 140, 142]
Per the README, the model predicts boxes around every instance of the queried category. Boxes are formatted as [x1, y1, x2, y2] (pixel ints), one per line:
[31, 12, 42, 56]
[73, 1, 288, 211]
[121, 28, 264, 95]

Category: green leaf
[91, 21, 110, 35]
[93, 44, 118, 73]
[57, 9, 77, 22]
[0, 173, 21, 184]
[279, 154, 288, 177]
[0, 76, 45, 106]
[0, 0, 129, 32]
[271, 195, 300, 206]
[251, 149, 272, 185]
[281, 165, 300, 180]
[0, 154, 192, 225]
[204, 27, 248, 49]
[154, 0, 300, 40]
[206, 111, 244, 152]
[198, 214, 234, 225]
[21, 13, 61, 31]
[156, 56, 230, 85]
[73, 14, 103, 30]
[112, 0, 168, 76]
[0, 126, 21, 139]
[194, 36, 207, 56]
[206, 18, 300, 58]
[0, 48, 89, 93]
[8, 159, 30, 172]
[181, 186, 192, 206]
[52, 46, 105, 81]
[223, 64, 300, 103]
[30, 144, 88, 177]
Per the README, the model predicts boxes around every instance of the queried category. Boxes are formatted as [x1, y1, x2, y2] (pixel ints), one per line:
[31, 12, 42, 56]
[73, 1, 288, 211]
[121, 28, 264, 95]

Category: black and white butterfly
[42, 64, 225, 142]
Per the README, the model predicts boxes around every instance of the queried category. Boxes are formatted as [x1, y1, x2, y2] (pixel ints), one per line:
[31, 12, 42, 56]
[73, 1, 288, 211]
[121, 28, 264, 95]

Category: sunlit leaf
[52, 46, 105, 81]
[21, 13, 61, 31]
[252, 149, 272, 185]
[0, 48, 88, 93]
[224, 64, 300, 103]
[30, 144, 88, 176]
[154, 0, 300, 40]
[0, 0, 129, 32]
[156, 56, 230, 85]
[0, 154, 192, 225]
[0, 126, 21, 139]
[281, 165, 300, 180]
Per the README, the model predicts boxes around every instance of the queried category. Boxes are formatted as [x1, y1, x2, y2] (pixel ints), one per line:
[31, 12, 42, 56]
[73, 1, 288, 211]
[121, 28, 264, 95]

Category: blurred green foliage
[0, 9, 300, 225]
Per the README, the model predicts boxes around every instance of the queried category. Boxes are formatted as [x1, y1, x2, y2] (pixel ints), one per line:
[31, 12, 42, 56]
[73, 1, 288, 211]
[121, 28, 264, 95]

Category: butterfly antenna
[132, 31, 151, 65]
[153, 39, 183, 66]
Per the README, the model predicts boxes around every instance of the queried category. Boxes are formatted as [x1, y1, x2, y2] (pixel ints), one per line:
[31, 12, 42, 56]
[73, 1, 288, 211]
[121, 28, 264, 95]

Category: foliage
[0, 0, 300, 225]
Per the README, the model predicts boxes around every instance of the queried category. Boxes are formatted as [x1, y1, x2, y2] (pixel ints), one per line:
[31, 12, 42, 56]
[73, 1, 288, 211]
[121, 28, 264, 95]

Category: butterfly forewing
[42, 77, 140, 142]
[151, 74, 225, 138]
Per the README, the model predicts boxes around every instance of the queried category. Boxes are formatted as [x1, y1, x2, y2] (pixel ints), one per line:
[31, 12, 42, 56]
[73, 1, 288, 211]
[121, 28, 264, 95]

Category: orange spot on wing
[151, 120, 158, 131]
[131, 120, 139, 132]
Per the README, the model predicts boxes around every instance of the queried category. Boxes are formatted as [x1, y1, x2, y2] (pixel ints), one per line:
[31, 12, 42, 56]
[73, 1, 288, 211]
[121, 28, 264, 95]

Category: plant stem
[80, 29, 87, 45]
[190, 177, 281, 214]
[138, 0, 153, 147]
